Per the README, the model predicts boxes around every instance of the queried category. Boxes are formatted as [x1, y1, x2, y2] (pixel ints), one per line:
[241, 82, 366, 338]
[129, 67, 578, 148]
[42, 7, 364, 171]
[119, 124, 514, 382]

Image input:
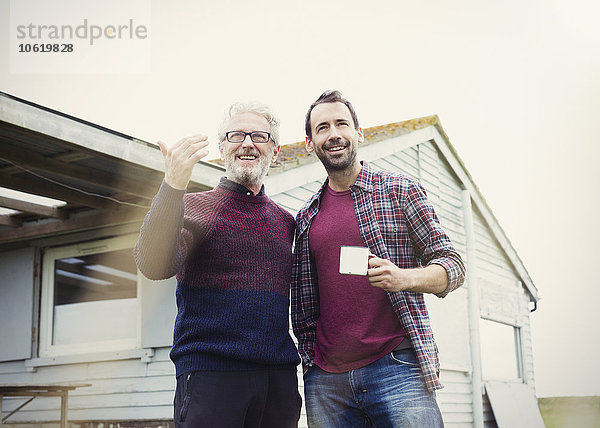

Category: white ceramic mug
[339, 246, 371, 276]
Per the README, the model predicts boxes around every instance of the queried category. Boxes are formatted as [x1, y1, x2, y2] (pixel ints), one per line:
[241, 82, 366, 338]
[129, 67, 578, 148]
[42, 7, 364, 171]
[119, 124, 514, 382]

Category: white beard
[223, 150, 271, 189]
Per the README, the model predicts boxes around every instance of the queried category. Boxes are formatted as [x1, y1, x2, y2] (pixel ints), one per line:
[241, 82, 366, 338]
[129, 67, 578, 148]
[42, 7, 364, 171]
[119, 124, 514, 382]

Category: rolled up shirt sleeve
[403, 178, 466, 298]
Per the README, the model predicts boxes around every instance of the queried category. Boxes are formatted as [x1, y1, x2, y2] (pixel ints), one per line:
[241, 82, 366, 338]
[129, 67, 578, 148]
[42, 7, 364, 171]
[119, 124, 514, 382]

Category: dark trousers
[174, 368, 302, 428]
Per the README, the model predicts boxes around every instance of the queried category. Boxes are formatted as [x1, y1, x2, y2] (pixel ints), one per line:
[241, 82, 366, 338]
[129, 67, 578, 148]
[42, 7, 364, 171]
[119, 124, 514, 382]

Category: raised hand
[157, 135, 210, 190]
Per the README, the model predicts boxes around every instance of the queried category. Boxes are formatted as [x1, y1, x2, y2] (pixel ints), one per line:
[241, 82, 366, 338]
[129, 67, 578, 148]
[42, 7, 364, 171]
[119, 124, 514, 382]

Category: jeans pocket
[389, 349, 420, 367]
[178, 372, 194, 422]
[303, 364, 317, 379]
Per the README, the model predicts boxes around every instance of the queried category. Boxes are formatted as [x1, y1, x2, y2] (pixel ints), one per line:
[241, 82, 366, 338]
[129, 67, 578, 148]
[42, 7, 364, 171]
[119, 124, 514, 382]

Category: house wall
[0, 240, 178, 423]
[0, 349, 175, 421]
[0, 136, 536, 427]
[472, 205, 537, 389]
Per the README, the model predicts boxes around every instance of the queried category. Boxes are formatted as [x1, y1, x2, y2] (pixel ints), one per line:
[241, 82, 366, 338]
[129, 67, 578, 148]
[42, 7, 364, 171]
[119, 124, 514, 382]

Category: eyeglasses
[225, 131, 273, 144]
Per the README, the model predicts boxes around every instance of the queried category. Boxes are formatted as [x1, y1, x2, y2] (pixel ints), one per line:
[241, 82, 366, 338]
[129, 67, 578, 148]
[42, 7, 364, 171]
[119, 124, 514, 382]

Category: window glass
[479, 318, 521, 380]
[53, 249, 137, 304]
[41, 235, 139, 355]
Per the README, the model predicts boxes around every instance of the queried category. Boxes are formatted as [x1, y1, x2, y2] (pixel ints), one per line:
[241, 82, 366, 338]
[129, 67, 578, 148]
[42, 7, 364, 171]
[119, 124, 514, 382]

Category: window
[479, 318, 523, 381]
[39, 235, 140, 357]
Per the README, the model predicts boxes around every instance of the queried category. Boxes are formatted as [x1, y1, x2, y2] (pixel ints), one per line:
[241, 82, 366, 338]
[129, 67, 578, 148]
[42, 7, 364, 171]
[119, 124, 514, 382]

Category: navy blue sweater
[134, 181, 300, 376]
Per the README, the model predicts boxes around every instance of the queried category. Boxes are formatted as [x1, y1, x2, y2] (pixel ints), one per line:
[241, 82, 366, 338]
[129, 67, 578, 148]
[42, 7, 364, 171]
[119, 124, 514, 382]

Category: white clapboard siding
[384, 150, 421, 180]
[483, 393, 499, 428]
[0, 348, 175, 422]
[270, 192, 305, 214]
[472, 208, 521, 283]
[438, 369, 475, 427]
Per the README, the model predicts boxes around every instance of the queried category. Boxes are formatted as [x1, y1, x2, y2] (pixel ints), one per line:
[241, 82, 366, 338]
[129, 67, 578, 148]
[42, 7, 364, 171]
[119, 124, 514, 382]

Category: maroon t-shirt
[309, 185, 406, 373]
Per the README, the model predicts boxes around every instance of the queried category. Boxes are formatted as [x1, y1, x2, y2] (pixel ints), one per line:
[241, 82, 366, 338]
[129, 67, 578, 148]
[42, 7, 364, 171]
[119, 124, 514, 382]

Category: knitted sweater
[134, 180, 300, 376]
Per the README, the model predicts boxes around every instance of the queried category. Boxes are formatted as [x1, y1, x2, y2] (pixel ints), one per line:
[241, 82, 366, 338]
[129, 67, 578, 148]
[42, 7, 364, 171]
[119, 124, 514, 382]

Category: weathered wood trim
[0, 196, 66, 219]
[0, 214, 22, 227]
[0, 207, 146, 243]
[25, 349, 155, 369]
[0, 144, 160, 200]
[0, 171, 121, 210]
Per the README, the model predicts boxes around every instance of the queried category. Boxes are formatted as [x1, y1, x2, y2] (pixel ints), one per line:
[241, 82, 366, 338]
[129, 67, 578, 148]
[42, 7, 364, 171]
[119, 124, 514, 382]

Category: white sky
[2, 0, 599, 397]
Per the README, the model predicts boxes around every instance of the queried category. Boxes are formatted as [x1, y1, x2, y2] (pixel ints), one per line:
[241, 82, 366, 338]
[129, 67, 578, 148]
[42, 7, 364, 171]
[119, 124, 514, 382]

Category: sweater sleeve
[134, 180, 187, 280]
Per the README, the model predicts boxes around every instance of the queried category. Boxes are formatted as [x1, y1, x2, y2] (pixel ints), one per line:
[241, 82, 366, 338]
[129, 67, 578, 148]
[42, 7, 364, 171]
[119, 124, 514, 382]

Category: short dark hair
[304, 90, 360, 139]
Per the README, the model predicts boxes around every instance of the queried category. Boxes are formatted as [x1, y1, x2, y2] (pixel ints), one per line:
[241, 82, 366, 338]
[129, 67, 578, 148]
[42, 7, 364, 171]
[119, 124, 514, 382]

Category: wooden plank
[0, 405, 173, 423]
[0, 170, 122, 210]
[302, 180, 324, 193]
[0, 207, 146, 243]
[1, 390, 173, 412]
[271, 193, 305, 212]
[440, 381, 473, 395]
[148, 347, 172, 362]
[442, 412, 475, 423]
[388, 157, 420, 178]
[285, 186, 319, 202]
[439, 402, 475, 415]
[0, 215, 21, 227]
[0, 196, 66, 219]
[486, 382, 545, 428]
[1, 396, 35, 422]
[0, 361, 31, 376]
[61, 376, 175, 396]
[437, 393, 473, 405]
[0, 144, 159, 200]
[0, 384, 90, 427]
[370, 157, 397, 173]
[0, 384, 90, 393]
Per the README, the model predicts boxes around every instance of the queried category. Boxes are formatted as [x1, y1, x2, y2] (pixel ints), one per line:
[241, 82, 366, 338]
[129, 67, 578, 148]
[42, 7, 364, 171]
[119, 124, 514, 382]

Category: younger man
[292, 90, 465, 427]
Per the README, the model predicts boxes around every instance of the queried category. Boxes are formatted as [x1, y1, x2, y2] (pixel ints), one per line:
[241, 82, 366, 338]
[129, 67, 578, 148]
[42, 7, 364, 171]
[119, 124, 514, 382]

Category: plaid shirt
[291, 161, 465, 391]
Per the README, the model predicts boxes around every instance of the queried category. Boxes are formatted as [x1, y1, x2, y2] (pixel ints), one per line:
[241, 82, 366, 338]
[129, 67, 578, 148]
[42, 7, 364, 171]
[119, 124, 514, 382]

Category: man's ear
[218, 141, 224, 159]
[357, 128, 364, 144]
[271, 144, 281, 163]
[305, 137, 314, 153]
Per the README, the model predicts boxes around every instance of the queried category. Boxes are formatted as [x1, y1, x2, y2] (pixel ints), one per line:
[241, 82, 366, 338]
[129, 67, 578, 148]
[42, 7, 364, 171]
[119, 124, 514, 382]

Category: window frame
[479, 316, 524, 382]
[39, 234, 141, 358]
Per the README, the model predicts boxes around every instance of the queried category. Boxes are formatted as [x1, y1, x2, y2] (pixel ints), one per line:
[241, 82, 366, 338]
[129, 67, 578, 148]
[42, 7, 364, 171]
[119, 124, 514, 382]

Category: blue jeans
[304, 348, 443, 427]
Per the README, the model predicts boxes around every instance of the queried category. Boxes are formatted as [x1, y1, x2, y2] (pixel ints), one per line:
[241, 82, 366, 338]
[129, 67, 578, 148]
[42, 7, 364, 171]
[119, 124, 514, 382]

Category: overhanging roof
[0, 92, 224, 245]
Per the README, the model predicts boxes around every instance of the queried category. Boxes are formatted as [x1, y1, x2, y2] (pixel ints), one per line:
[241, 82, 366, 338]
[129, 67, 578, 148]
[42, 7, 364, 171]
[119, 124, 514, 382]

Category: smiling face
[219, 112, 280, 193]
[306, 102, 364, 173]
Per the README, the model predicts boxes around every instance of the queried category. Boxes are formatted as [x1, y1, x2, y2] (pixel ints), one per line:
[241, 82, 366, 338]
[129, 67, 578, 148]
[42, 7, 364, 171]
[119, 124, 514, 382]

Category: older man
[292, 90, 465, 427]
[135, 102, 301, 427]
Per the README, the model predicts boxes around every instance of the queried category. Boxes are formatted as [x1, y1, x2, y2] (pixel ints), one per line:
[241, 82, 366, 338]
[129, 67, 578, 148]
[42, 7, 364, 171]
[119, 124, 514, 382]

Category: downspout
[462, 190, 484, 428]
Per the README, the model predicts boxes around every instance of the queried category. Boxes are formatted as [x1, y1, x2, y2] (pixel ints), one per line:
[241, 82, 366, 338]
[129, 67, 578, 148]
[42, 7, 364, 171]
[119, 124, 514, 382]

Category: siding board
[270, 192, 305, 212]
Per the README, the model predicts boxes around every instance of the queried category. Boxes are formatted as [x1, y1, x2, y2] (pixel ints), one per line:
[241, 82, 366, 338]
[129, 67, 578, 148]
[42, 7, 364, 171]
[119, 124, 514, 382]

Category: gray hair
[217, 102, 281, 147]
